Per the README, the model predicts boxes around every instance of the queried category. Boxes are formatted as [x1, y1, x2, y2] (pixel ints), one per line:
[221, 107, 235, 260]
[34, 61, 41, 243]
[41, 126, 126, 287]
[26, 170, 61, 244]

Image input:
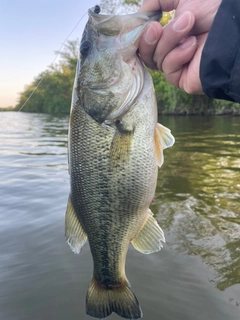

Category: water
[0, 112, 240, 320]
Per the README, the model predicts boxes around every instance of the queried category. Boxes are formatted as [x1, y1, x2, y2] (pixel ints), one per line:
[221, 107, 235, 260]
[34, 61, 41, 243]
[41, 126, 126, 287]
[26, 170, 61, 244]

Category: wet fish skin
[65, 6, 174, 320]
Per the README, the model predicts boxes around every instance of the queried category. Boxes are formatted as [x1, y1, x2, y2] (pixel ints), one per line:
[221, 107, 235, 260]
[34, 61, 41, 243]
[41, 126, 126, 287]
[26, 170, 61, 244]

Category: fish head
[74, 6, 162, 123]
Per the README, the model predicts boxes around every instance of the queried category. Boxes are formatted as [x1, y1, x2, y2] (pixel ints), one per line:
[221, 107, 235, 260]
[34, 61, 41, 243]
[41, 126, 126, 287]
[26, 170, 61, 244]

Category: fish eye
[116, 120, 122, 126]
[94, 5, 101, 14]
[80, 41, 91, 57]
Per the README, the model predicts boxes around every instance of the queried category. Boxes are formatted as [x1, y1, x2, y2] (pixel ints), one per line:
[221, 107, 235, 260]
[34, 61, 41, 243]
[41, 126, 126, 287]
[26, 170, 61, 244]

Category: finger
[179, 35, 207, 94]
[153, 11, 195, 71]
[139, 22, 163, 70]
[162, 36, 197, 90]
[140, 0, 180, 12]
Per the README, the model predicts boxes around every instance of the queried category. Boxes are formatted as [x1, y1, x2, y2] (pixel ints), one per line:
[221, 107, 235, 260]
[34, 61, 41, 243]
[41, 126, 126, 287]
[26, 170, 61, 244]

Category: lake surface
[0, 112, 240, 320]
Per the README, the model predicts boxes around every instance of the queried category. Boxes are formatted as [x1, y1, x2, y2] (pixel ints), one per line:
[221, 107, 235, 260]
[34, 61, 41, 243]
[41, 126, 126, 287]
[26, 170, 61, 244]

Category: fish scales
[70, 89, 155, 280]
[65, 5, 175, 320]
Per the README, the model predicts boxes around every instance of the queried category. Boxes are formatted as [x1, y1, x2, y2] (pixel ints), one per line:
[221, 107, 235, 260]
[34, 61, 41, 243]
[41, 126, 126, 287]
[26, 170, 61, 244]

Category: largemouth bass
[65, 5, 174, 319]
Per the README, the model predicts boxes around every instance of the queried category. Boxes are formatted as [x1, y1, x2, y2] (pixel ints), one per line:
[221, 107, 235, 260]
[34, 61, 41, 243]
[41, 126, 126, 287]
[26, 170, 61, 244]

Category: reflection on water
[0, 112, 240, 320]
[153, 116, 240, 292]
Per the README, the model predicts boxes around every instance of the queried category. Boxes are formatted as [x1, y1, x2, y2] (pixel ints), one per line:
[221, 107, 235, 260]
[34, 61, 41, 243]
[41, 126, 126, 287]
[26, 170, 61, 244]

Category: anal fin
[131, 210, 165, 254]
[65, 195, 87, 254]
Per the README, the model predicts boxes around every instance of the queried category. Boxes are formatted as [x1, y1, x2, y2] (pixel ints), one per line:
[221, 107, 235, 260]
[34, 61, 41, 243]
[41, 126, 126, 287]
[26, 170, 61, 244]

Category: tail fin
[86, 277, 142, 319]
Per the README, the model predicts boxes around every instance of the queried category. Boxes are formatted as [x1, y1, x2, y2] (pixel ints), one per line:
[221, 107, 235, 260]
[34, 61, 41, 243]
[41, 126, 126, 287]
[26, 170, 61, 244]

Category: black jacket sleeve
[200, 0, 240, 103]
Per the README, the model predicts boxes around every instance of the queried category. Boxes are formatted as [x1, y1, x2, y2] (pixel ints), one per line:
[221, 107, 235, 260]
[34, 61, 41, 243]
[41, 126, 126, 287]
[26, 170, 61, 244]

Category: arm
[200, 0, 240, 102]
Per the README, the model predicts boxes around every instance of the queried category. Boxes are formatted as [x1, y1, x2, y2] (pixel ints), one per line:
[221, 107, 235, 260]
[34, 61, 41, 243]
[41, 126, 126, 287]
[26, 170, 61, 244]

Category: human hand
[139, 0, 221, 94]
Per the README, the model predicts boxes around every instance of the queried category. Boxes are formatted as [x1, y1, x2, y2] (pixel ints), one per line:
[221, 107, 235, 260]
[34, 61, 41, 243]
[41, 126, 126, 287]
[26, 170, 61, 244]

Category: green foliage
[99, 0, 139, 13]
[150, 70, 240, 115]
[123, 0, 140, 6]
[161, 11, 174, 26]
[15, 40, 78, 114]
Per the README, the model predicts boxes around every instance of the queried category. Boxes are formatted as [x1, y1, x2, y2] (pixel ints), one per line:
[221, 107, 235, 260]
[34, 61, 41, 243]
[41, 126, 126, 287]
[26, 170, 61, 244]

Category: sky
[0, 0, 103, 108]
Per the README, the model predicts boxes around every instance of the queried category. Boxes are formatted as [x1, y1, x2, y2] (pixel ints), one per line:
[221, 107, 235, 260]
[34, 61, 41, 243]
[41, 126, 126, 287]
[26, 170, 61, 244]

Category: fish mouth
[87, 6, 162, 38]
[88, 6, 162, 23]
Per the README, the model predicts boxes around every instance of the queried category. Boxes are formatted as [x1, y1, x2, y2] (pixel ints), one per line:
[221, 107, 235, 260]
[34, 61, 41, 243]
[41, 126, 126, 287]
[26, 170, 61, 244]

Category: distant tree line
[13, 1, 240, 115]
[14, 40, 78, 114]
[151, 70, 240, 115]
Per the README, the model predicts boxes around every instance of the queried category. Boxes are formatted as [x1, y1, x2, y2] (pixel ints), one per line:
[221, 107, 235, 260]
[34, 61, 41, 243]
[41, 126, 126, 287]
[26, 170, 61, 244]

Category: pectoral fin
[154, 123, 175, 167]
[131, 210, 165, 254]
[65, 195, 87, 254]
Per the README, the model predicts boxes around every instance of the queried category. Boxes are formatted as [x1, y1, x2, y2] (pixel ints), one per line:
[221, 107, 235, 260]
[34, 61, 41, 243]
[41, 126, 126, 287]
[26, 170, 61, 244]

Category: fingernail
[173, 12, 191, 32]
[143, 24, 158, 45]
[180, 36, 196, 49]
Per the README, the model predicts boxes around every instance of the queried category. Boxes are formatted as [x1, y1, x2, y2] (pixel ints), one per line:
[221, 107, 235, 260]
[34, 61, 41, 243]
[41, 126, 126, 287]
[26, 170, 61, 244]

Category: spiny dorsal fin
[154, 123, 175, 167]
[65, 195, 87, 254]
[131, 209, 165, 254]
